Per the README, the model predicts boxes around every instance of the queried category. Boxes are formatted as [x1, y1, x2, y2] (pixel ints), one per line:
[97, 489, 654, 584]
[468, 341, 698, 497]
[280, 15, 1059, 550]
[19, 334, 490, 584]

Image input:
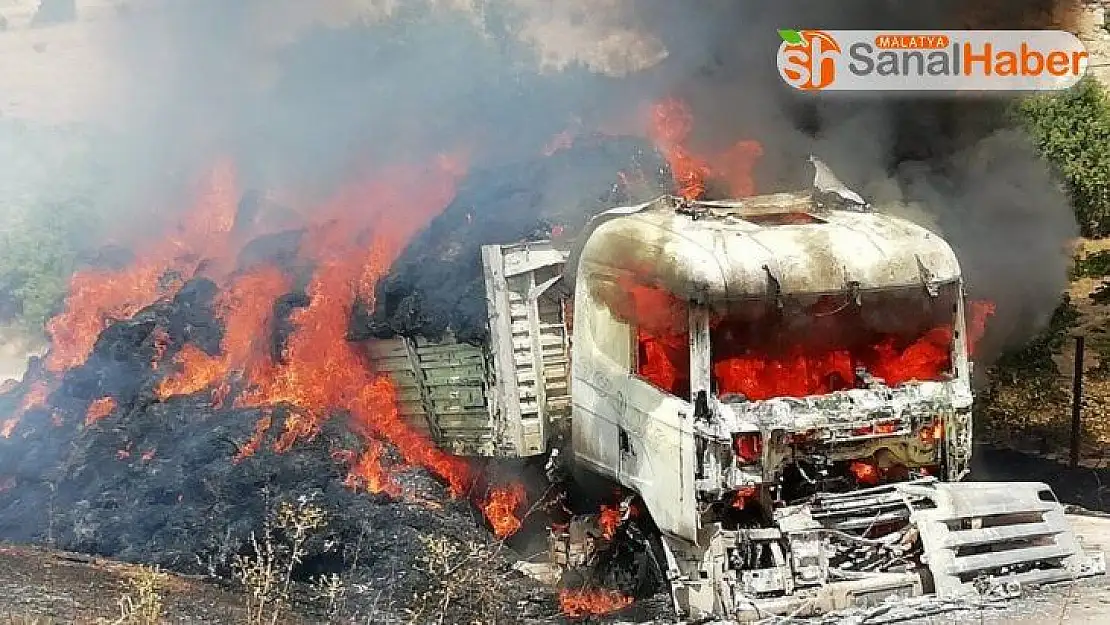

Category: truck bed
[364, 241, 572, 457]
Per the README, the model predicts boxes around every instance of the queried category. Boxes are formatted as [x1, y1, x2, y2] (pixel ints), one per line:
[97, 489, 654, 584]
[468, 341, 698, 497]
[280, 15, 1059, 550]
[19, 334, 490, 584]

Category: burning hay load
[355, 134, 673, 344]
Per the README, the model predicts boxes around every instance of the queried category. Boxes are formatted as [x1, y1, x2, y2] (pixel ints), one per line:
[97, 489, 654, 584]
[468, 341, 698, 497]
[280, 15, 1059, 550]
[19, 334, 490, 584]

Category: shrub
[103, 566, 166, 625]
[232, 497, 329, 625]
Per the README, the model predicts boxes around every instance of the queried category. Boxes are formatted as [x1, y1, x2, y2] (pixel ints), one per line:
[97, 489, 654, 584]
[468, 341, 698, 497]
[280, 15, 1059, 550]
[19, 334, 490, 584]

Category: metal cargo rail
[363, 241, 571, 457]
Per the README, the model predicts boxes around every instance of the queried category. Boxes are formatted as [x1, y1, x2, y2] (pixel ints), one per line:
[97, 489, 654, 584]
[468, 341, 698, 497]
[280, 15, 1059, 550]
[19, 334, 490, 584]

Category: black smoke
[356, 0, 1078, 360]
[621, 0, 1081, 361]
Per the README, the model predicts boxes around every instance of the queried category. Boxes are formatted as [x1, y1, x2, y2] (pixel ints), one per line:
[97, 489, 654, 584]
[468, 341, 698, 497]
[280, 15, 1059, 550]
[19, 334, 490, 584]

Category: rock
[31, 0, 76, 27]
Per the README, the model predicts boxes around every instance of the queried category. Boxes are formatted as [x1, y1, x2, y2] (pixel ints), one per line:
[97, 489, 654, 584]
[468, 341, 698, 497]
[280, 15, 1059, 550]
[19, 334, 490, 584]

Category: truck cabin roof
[574, 192, 962, 301]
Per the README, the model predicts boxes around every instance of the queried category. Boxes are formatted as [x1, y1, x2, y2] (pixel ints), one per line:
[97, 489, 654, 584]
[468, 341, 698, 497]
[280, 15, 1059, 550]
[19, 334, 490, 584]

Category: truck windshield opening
[595, 273, 691, 397]
[710, 285, 958, 401]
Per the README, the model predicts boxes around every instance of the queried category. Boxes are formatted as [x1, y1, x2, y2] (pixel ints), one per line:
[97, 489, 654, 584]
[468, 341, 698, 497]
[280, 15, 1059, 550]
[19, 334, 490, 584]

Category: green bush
[1013, 76, 1110, 237]
[1071, 249, 1110, 279]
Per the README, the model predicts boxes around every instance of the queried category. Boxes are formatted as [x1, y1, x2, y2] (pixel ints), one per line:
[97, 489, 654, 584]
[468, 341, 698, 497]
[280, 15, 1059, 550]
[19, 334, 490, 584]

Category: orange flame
[648, 98, 763, 200]
[482, 482, 527, 539]
[156, 265, 292, 401]
[232, 414, 272, 464]
[598, 505, 620, 540]
[232, 158, 475, 498]
[343, 439, 403, 497]
[85, 397, 116, 426]
[2, 380, 51, 438]
[45, 160, 240, 374]
[558, 588, 633, 618]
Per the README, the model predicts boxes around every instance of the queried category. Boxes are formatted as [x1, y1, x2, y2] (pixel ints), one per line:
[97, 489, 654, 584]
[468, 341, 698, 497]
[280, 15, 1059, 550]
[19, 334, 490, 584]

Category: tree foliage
[0, 121, 109, 334]
[1013, 76, 1110, 237]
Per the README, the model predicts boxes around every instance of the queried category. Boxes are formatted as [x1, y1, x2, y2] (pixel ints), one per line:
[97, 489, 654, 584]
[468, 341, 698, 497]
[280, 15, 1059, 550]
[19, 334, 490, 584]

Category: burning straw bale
[353, 135, 672, 344]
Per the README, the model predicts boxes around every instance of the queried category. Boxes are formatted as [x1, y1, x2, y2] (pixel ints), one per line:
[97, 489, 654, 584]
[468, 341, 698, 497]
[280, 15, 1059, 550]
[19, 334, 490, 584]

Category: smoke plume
[38, 0, 1085, 358]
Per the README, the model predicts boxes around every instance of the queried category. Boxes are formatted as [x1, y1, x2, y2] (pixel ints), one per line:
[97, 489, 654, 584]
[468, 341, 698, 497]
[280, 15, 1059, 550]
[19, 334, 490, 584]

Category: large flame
[648, 98, 763, 200]
[156, 265, 293, 403]
[22, 92, 996, 550]
[46, 160, 240, 374]
[36, 153, 527, 527]
[231, 160, 474, 496]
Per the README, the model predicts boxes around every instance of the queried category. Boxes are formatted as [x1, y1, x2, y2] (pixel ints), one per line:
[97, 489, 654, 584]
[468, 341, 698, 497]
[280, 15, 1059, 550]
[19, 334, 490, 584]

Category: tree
[1013, 76, 1110, 237]
[0, 120, 109, 334]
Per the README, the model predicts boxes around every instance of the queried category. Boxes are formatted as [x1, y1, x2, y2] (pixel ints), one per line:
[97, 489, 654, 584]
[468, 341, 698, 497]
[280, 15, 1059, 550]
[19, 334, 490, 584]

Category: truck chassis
[551, 477, 1105, 620]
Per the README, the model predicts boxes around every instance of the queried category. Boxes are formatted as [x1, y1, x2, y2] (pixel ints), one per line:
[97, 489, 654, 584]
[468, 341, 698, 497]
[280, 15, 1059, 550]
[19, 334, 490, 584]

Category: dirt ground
[0, 542, 303, 624]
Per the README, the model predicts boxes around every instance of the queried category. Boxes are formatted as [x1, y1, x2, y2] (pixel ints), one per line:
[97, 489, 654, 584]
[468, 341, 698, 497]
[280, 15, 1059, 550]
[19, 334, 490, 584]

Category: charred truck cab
[570, 192, 971, 505]
[566, 193, 1088, 618]
[367, 190, 1103, 621]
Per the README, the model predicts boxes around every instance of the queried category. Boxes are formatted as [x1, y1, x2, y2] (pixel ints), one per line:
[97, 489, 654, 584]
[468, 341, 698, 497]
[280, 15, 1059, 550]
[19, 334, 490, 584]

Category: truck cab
[566, 193, 977, 613]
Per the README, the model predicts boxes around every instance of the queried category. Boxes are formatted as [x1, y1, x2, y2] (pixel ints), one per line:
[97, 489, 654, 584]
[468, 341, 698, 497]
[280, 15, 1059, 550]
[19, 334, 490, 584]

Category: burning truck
[362, 176, 1106, 619]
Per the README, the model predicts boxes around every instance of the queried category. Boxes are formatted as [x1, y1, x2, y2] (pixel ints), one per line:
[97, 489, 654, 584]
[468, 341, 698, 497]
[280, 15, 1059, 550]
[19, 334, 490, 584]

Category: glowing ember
[730, 486, 758, 510]
[849, 460, 880, 486]
[483, 482, 527, 539]
[558, 588, 633, 618]
[648, 98, 763, 200]
[598, 505, 621, 540]
[85, 397, 116, 426]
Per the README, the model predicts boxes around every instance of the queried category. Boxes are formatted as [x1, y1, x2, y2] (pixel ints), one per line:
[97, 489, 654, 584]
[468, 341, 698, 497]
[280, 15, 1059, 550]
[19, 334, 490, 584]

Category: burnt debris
[351, 134, 673, 344]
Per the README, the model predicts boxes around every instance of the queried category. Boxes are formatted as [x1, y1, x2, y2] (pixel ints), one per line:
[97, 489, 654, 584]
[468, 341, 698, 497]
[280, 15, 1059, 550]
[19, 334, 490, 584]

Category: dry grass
[0, 615, 51, 625]
[404, 534, 510, 625]
[99, 565, 166, 625]
[232, 497, 328, 625]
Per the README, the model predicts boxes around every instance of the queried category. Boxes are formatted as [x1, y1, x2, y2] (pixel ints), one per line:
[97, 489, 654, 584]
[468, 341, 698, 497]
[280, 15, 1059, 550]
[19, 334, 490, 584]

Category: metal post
[1070, 335, 1085, 469]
